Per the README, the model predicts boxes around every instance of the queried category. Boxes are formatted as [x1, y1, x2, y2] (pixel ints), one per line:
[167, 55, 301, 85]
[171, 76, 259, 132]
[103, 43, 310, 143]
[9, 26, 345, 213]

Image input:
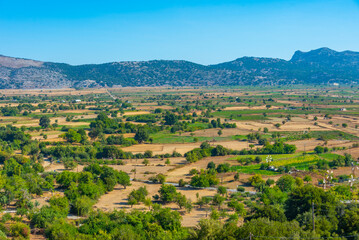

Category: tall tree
[134, 127, 149, 143]
[39, 116, 50, 128]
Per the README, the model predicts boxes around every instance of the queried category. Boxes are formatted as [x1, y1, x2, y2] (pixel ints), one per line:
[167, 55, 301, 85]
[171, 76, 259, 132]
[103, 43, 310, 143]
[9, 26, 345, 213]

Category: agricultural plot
[230, 153, 341, 175]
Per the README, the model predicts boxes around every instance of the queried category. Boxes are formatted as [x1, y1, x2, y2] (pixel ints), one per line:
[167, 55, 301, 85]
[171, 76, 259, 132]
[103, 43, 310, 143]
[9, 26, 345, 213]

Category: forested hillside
[1, 47, 359, 89]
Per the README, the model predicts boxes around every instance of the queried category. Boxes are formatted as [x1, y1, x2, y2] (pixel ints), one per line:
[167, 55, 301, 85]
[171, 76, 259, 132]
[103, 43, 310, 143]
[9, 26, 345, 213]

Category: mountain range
[0, 47, 358, 89]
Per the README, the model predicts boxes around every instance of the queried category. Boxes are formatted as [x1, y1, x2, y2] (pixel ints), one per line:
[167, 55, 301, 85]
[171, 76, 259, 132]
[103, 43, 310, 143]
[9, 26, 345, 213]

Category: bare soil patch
[121, 141, 249, 155]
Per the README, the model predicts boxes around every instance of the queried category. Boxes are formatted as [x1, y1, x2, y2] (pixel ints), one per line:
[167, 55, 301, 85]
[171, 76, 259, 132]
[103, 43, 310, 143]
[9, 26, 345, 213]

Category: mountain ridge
[0, 48, 358, 89]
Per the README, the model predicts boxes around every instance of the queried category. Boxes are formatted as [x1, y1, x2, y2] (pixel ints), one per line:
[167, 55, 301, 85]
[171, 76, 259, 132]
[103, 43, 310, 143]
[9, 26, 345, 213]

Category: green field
[230, 152, 341, 175]
[276, 130, 359, 141]
[57, 125, 89, 130]
[150, 132, 231, 144]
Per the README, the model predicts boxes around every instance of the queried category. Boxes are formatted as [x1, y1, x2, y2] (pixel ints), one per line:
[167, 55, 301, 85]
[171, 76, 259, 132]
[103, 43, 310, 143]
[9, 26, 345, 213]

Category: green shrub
[9, 222, 30, 239]
[71, 196, 94, 217]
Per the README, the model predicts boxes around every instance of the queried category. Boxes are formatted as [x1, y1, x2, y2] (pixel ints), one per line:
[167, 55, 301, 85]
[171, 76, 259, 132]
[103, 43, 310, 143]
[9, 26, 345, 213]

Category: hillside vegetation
[1, 48, 359, 89]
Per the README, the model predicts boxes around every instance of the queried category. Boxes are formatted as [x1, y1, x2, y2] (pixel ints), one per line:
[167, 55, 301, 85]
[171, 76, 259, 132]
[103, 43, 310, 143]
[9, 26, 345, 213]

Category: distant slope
[290, 47, 359, 67]
[0, 48, 358, 89]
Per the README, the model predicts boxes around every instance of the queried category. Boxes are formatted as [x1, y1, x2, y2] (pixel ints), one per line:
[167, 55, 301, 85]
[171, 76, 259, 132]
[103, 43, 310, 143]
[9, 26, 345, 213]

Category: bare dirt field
[332, 166, 358, 177]
[316, 115, 359, 135]
[291, 139, 352, 152]
[335, 148, 359, 159]
[44, 158, 187, 181]
[121, 141, 250, 155]
[123, 133, 135, 138]
[123, 111, 151, 116]
[183, 128, 250, 137]
[233, 116, 329, 132]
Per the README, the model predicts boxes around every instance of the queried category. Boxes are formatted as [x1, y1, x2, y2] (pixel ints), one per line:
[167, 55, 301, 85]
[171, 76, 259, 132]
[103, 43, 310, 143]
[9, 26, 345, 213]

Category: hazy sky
[0, 0, 358, 65]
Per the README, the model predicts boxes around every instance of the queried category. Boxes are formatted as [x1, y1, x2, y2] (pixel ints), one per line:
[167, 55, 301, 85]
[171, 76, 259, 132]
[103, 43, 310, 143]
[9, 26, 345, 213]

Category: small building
[340, 107, 347, 111]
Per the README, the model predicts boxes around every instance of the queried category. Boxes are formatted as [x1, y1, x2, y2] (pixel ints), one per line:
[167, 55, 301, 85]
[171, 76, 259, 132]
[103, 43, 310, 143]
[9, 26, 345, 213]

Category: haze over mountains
[0, 47, 358, 89]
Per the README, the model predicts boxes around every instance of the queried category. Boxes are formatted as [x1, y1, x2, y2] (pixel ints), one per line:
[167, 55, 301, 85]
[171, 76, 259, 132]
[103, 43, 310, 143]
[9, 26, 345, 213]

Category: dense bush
[106, 135, 137, 146]
[9, 222, 30, 239]
[190, 170, 219, 187]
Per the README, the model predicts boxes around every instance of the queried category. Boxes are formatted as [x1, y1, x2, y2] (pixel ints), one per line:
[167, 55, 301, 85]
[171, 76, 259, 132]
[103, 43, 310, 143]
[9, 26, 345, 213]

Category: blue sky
[0, 0, 358, 65]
